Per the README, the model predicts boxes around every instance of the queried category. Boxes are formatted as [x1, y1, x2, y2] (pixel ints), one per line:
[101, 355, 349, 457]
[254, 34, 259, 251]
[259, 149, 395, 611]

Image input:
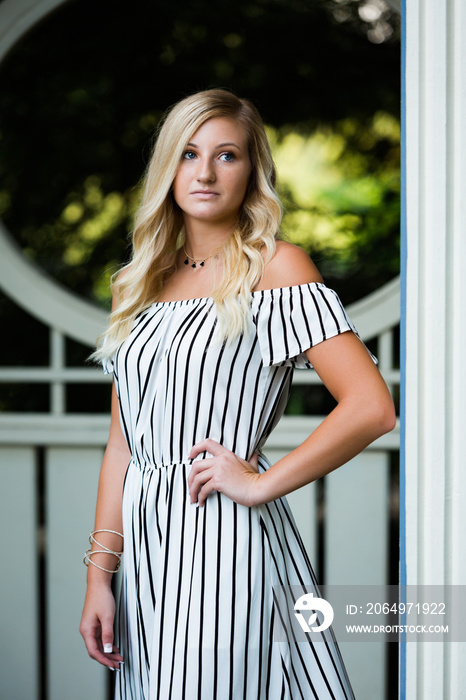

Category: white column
[405, 0, 466, 697]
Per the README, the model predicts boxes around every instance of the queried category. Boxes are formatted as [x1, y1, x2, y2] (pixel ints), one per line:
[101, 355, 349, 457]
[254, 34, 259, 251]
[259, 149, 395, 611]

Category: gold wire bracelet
[83, 549, 122, 574]
[83, 529, 124, 574]
[89, 529, 124, 555]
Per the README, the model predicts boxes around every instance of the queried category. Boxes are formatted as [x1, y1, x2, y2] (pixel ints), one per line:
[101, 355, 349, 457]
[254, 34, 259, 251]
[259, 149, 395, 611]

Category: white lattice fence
[0, 276, 400, 700]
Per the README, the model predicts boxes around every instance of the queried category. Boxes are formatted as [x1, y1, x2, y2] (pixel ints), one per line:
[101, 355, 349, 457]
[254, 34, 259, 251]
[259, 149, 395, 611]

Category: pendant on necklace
[184, 258, 205, 268]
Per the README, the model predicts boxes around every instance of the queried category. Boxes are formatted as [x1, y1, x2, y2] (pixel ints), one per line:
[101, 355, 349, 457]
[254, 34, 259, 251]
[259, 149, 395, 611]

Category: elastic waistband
[129, 457, 195, 471]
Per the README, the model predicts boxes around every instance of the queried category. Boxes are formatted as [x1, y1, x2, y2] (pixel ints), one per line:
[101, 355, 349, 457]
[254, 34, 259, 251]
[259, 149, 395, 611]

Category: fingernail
[104, 643, 113, 653]
[108, 667, 115, 672]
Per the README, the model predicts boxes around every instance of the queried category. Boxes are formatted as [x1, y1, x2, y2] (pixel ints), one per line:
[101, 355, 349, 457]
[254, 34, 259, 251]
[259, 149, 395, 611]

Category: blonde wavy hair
[93, 88, 282, 362]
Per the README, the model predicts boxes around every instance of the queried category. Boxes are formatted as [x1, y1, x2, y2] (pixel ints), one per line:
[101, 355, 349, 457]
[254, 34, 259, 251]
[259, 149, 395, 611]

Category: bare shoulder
[256, 240, 323, 291]
[115, 264, 131, 285]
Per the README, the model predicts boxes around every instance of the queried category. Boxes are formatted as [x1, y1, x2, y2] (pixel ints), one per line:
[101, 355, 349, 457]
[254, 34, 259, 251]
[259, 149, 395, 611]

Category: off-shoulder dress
[104, 282, 366, 700]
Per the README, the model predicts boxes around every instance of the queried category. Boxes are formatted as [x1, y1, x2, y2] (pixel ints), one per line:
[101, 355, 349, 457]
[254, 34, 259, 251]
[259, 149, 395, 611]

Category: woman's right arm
[79, 374, 131, 670]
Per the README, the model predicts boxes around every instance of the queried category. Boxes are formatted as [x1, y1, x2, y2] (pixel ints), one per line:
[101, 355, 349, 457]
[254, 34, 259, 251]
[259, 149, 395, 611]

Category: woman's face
[172, 116, 252, 232]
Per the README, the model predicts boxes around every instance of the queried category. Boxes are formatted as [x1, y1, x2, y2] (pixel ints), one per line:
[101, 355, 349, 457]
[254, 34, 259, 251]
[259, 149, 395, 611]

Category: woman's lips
[190, 191, 219, 199]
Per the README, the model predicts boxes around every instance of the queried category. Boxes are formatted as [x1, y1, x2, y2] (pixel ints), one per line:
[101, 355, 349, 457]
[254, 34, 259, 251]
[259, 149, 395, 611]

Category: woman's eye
[220, 152, 235, 162]
[183, 151, 196, 160]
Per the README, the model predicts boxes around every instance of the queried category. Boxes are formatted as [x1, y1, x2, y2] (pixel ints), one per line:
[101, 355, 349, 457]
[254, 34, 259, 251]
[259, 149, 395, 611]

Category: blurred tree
[271, 108, 400, 302]
[0, 0, 399, 310]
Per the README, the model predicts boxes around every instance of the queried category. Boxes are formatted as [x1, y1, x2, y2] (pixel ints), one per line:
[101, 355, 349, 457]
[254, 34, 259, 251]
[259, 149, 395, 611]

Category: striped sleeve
[253, 283, 377, 368]
[100, 335, 118, 376]
[102, 356, 114, 374]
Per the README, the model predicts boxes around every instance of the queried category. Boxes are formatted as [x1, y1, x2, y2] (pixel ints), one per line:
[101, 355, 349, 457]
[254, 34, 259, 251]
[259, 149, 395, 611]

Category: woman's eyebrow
[186, 141, 241, 149]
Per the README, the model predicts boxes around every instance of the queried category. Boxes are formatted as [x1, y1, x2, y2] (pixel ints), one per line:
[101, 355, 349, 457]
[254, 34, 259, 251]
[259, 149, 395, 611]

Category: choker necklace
[182, 245, 224, 269]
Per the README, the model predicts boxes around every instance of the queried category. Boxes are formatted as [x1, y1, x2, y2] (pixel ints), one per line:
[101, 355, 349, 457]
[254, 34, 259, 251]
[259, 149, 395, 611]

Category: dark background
[0, 0, 400, 414]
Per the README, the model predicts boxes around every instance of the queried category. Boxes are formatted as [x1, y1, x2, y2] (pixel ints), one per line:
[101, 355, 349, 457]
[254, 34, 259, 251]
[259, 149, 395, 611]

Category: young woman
[80, 89, 396, 699]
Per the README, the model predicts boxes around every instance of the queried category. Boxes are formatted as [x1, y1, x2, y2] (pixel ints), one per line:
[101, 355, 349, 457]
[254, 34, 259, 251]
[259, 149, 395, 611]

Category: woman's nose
[196, 157, 215, 182]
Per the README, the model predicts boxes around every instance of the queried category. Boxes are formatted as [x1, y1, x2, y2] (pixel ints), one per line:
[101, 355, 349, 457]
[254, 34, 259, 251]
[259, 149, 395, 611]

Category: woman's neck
[182, 218, 236, 259]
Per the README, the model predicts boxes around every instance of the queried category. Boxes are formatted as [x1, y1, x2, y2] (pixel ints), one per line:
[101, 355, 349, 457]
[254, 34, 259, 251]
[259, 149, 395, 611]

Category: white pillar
[405, 0, 466, 697]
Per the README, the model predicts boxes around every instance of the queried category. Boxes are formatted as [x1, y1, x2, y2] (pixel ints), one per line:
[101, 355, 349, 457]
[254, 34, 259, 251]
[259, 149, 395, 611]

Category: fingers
[80, 617, 123, 669]
[187, 442, 261, 507]
[102, 620, 114, 657]
[188, 438, 227, 460]
[187, 438, 225, 505]
[188, 462, 215, 506]
[196, 475, 217, 508]
[82, 633, 123, 669]
[103, 643, 124, 672]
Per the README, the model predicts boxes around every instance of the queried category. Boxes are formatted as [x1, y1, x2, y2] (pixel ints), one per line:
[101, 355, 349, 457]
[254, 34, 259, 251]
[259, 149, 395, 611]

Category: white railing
[0, 275, 400, 700]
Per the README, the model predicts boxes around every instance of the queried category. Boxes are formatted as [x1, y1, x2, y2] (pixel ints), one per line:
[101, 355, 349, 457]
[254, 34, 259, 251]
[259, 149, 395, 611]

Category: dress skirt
[104, 283, 370, 699]
[114, 456, 355, 700]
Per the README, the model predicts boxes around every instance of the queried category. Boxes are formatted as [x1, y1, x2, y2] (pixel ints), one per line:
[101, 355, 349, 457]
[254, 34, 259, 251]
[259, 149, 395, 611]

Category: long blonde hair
[93, 89, 282, 362]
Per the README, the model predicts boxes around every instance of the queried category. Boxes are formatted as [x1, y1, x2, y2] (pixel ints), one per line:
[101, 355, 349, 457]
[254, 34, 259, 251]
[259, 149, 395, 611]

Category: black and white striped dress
[104, 282, 360, 700]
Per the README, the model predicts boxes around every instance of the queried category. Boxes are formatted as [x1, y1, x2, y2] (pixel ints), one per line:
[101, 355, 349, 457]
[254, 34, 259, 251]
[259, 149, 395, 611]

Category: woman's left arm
[188, 241, 396, 507]
[188, 331, 396, 507]
[251, 329, 396, 505]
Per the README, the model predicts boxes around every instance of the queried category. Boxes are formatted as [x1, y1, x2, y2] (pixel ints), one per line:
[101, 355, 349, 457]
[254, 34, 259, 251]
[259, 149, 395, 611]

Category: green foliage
[270, 110, 400, 301]
[0, 0, 400, 310]
[0, 0, 400, 415]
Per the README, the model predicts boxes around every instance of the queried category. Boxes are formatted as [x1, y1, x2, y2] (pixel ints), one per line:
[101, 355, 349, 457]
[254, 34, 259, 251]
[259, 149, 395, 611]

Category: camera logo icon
[294, 592, 334, 633]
